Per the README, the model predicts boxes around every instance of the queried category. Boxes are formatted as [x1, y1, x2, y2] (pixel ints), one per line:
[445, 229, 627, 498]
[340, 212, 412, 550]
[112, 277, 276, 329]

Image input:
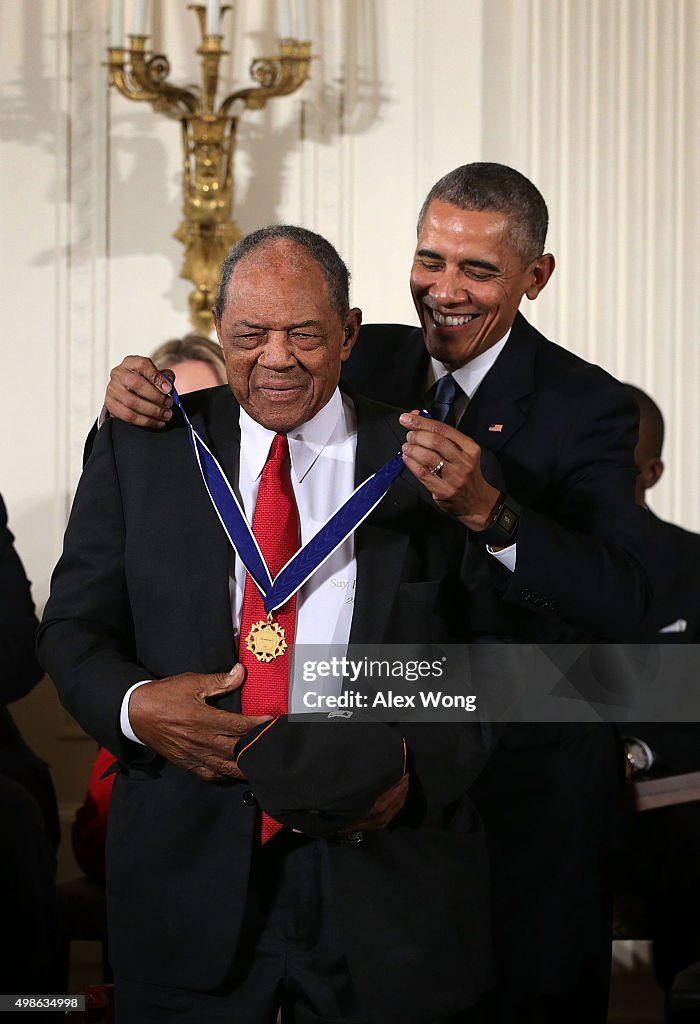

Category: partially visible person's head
[411, 163, 555, 370]
[213, 226, 361, 434]
[150, 333, 226, 394]
[625, 384, 665, 506]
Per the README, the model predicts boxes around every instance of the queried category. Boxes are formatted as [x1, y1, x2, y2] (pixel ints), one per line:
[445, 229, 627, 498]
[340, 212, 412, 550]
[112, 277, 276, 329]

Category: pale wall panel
[481, 0, 700, 530]
[0, 0, 69, 603]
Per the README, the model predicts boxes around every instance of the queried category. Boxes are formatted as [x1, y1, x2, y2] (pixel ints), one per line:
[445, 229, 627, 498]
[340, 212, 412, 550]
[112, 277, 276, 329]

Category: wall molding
[65, 0, 110, 495]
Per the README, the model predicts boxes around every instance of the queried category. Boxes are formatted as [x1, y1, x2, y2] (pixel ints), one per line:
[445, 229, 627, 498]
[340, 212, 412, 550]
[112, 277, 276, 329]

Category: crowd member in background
[73, 333, 227, 883]
[0, 493, 60, 995]
[148, 332, 226, 391]
[624, 384, 700, 642]
[96, 163, 652, 1024]
[621, 384, 700, 1000]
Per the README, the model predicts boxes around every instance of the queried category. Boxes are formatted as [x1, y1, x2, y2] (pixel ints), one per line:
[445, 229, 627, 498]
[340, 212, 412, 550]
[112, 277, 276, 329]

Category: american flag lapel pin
[488, 423, 503, 432]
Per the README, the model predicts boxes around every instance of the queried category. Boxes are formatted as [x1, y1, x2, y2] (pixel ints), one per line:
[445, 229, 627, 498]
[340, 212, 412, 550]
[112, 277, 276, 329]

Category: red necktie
[239, 433, 300, 842]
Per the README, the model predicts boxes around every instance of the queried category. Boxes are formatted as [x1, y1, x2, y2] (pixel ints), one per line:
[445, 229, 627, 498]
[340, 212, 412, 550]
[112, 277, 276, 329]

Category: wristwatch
[477, 492, 521, 548]
[622, 736, 655, 775]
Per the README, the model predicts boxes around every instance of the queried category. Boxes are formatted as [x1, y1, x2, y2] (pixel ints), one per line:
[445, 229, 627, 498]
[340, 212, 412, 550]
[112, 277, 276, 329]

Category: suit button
[242, 790, 257, 806]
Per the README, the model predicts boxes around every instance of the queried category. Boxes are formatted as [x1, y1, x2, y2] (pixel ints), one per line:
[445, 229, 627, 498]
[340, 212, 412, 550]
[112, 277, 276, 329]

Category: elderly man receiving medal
[38, 225, 493, 1024]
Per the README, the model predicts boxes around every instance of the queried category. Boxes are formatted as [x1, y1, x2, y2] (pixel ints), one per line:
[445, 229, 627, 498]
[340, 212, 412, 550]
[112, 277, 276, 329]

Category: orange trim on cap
[235, 718, 280, 761]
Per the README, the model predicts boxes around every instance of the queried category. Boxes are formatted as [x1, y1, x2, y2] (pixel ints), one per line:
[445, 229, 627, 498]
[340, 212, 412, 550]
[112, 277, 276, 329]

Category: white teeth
[432, 310, 478, 327]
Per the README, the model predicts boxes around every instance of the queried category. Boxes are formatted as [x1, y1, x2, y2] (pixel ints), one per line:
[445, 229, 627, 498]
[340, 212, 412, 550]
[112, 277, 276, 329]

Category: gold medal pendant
[245, 612, 288, 663]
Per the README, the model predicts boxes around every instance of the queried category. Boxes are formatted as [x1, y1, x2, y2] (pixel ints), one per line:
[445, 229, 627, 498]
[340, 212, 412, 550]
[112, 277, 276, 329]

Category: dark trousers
[115, 832, 365, 1024]
[0, 774, 57, 995]
[115, 830, 482, 1024]
[470, 725, 622, 1024]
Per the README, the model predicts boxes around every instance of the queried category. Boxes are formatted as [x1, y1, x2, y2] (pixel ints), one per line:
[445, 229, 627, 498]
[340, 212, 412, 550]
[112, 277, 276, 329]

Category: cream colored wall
[2, 0, 699, 860]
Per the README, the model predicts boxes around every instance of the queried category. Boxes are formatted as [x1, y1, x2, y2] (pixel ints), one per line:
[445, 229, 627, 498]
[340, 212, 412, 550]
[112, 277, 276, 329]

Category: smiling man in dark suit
[38, 225, 492, 1024]
[97, 164, 651, 1023]
[356, 164, 650, 1024]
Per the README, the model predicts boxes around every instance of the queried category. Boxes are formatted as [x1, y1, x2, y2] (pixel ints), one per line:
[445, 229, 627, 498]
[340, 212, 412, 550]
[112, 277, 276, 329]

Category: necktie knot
[268, 434, 289, 461]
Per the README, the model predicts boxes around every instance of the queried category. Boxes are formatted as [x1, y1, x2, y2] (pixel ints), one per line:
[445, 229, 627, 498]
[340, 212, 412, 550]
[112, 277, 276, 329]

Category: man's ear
[212, 310, 222, 344]
[340, 307, 363, 361]
[525, 253, 555, 300]
[642, 456, 664, 492]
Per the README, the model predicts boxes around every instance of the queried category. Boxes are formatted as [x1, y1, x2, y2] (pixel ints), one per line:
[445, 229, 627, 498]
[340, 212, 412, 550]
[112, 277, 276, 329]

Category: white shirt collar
[430, 329, 511, 399]
[239, 388, 347, 484]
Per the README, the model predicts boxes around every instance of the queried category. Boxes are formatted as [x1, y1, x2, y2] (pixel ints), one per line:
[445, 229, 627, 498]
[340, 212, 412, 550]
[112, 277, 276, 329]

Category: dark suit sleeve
[37, 422, 156, 765]
[82, 418, 100, 468]
[0, 494, 43, 704]
[501, 380, 652, 638]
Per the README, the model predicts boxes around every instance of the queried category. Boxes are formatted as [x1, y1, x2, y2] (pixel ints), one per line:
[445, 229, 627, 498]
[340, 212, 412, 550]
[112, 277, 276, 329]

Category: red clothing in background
[72, 747, 116, 882]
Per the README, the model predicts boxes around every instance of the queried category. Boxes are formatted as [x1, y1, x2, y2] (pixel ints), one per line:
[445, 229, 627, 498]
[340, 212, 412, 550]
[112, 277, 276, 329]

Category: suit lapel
[176, 386, 243, 704]
[459, 313, 537, 452]
[187, 384, 242, 489]
[349, 392, 414, 644]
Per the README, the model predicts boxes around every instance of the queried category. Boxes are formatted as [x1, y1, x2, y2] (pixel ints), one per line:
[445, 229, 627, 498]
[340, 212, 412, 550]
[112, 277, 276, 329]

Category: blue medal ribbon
[172, 388, 407, 614]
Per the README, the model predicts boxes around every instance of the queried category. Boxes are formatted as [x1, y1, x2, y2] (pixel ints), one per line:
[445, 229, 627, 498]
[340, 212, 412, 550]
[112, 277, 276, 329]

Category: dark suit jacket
[635, 511, 700, 644]
[38, 387, 491, 1021]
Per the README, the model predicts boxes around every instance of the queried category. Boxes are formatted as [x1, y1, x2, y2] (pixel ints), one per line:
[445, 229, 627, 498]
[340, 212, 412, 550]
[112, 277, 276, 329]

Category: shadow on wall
[0, 2, 56, 151]
[235, 0, 387, 233]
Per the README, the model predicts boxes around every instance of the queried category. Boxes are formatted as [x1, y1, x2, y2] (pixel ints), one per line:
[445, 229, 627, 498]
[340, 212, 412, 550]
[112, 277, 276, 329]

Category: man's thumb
[199, 665, 245, 698]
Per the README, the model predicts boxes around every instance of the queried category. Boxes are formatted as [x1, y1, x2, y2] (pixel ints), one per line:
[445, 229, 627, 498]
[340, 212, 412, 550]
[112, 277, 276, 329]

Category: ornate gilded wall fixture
[108, 1, 312, 333]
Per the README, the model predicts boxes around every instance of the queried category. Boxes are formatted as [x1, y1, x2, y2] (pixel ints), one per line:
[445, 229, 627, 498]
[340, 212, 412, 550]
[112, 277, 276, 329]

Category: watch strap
[476, 493, 521, 547]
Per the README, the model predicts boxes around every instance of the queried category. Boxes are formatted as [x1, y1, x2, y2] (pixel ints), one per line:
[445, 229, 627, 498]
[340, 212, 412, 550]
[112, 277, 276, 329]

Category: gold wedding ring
[430, 459, 445, 477]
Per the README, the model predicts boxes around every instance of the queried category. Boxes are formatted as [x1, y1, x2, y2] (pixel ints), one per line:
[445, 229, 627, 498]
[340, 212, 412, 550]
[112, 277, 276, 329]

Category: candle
[205, 0, 220, 36]
[276, 0, 292, 38]
[110, 0, 124, 47]
[130, 0, 148, 36]
[297, 0, 309, 40]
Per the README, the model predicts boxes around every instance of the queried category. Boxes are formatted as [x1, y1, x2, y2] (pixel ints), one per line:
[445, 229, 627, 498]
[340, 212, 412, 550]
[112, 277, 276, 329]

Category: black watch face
[498, 505, 518, 534]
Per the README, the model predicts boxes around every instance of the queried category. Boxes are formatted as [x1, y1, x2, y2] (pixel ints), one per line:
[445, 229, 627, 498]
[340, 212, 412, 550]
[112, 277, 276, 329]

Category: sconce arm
[219, 42, 311, 114]
[108, 47, 200, 117]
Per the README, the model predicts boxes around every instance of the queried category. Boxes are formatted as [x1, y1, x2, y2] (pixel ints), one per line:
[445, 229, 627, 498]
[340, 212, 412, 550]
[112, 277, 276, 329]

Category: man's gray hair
[418, 163, 549, 265]
[214, 225, 351, 323]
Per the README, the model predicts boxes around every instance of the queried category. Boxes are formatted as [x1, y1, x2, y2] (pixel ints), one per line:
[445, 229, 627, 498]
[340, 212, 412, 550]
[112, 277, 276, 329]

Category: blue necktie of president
[429, 374, 460, 426]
